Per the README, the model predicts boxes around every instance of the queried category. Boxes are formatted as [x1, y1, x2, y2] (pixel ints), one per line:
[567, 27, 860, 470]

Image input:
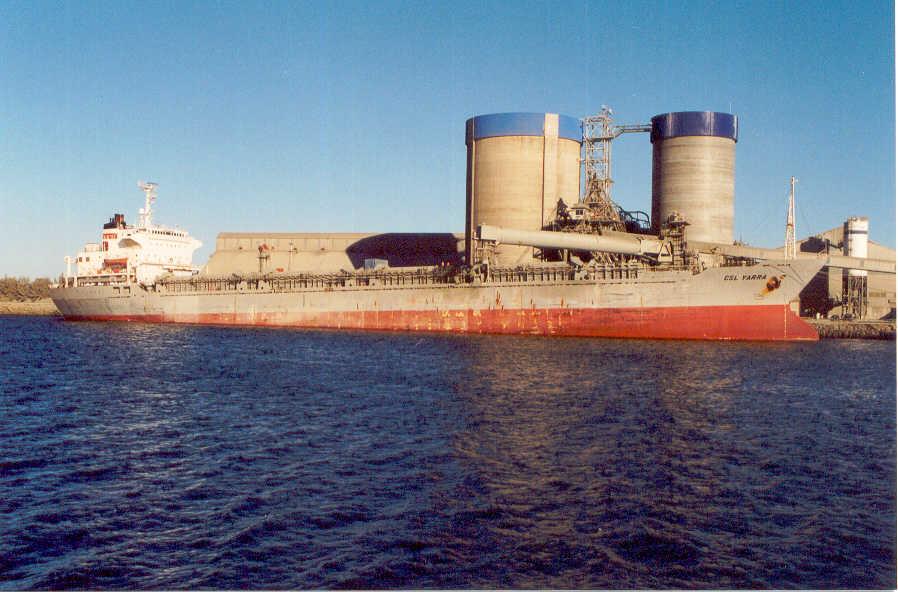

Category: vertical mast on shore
[784, 176, 796, 260]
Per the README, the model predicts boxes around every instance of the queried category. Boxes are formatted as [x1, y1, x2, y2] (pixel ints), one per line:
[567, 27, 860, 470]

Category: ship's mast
[784, 176, 796, 260]
[138, 181, 158, 228]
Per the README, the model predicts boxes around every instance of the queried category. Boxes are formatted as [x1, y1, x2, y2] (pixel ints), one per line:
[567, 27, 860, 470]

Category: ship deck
[153, 262, 689, 296]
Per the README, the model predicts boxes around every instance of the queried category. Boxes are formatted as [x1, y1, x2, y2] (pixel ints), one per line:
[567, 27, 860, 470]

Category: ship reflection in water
[0, 318, 894, 589]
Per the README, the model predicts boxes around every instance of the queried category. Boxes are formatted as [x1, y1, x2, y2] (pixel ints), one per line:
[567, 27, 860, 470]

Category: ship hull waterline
[56, 305, 816, 341]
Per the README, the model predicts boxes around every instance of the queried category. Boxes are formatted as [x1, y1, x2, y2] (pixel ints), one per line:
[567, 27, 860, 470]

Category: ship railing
[157, 266, 463, 294]
[73, 271, 132, 287]
[155, 260, 656, 295]
[487, 260, 642, 283]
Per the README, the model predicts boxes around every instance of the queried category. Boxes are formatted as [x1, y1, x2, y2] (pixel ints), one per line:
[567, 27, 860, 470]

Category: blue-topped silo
[465, 113, 582, 266]
[650, 111, 738, 244]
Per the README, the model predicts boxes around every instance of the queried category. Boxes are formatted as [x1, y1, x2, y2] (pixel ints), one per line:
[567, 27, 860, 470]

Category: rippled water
[0, 316, 895, 589]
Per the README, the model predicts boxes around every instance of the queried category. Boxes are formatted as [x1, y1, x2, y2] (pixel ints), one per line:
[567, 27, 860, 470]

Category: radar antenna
[137, 180, 158, 228]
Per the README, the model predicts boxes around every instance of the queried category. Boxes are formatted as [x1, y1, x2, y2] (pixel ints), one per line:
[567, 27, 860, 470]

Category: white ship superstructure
[63, 182, 202, 286]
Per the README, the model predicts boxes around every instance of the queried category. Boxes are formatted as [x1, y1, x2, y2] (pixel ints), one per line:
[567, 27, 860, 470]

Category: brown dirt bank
[0, 298, 60, 316]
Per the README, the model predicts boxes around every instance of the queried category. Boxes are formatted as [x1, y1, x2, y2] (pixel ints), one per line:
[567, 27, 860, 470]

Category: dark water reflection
[0, 317, 894, 589]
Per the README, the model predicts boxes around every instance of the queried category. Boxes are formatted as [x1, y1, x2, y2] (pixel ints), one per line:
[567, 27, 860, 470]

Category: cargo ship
[51, 111, 827, 341]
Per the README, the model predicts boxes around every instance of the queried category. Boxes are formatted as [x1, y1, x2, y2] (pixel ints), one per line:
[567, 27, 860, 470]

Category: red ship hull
[66, 303, 819, 341]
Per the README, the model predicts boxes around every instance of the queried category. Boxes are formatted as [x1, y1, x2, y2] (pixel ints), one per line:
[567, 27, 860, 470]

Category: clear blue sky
[1, 0, 894, 277]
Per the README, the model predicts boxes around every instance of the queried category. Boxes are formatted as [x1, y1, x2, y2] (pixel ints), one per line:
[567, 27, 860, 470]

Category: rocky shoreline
[807, 319, 896, 340]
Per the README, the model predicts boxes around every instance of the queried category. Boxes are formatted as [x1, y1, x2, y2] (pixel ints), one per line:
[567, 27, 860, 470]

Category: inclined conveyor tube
[476, 225, 663, 257]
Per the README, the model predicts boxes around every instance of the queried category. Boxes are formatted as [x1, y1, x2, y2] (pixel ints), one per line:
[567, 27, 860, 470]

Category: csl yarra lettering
[723, 273, 768, 281]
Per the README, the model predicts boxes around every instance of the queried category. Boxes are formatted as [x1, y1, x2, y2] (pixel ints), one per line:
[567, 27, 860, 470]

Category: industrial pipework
[476, 225, 673, 263]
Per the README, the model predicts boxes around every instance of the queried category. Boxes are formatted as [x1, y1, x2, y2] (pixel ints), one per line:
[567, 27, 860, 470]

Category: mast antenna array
[138, 180, 158, 228]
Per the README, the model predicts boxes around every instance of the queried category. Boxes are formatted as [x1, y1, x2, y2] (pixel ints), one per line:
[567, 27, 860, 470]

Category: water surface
[0, 317, 894, 588]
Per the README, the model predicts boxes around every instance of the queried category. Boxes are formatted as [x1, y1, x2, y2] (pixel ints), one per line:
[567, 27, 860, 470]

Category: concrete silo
[465, 113, 582, 266]
[650, 111, 738, 244]
[845, 216, 870, 271]
[843, 216, 869, 318]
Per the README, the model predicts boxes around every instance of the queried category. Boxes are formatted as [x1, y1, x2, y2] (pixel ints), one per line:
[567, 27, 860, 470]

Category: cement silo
[845, 216, 869, 275]
[465, 112, 582, 266]
[843, 216, 869, 318]
[650, 111, 738, 244]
